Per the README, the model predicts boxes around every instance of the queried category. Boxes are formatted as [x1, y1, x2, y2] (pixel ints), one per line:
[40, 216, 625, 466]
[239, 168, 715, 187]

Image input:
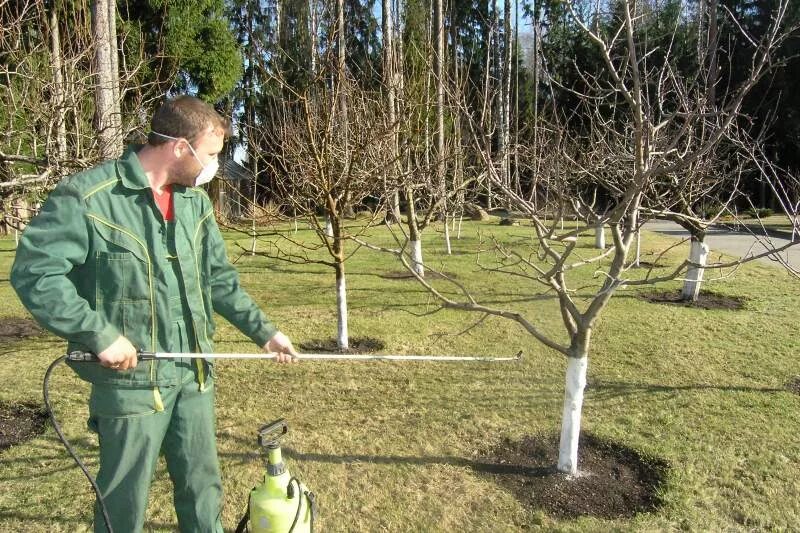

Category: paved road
[644, 220, 800, 271]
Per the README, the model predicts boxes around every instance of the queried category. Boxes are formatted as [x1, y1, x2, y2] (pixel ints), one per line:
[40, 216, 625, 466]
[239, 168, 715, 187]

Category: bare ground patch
[298, 336, 386, 354]
[639, 289, 746, 310]
[379, 270, 458, 280]
[0, 317, 42, 342]
[478, 433, 668, 520]
[0, 402, 47, 452]
[785, 377, 800, 396]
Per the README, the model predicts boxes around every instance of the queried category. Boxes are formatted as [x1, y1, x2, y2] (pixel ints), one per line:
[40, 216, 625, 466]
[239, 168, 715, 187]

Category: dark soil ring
[298, 336, 386, 354]
[0, 318, 42, 342]
[638, 289, 746, 310]
[0, 402, 47, 452]
[478, 433, 668, 520]
[379, 270, 457, 280]
[785, 377, 800, 396]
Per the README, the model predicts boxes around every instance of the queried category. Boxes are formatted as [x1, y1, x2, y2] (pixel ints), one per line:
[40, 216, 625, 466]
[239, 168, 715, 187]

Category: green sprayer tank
[238, 419, 315, 533]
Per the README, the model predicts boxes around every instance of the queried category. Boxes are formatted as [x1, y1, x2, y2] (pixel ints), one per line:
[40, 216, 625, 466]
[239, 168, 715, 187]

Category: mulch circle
[785, 377, 800, 396]
[479, 433, 668, 520]
[0, 402, 47, 452]
[380, 270, 456, 280]
[639, 289, 745, 310]
[298, 336, 386, 354]
[0, 317, 42, 342]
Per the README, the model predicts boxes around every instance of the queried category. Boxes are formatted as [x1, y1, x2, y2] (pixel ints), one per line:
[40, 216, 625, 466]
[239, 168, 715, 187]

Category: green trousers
[88, 319, 223, 533]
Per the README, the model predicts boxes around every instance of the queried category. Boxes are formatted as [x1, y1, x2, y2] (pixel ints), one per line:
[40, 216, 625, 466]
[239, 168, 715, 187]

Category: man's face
[169, 126, 224, 187]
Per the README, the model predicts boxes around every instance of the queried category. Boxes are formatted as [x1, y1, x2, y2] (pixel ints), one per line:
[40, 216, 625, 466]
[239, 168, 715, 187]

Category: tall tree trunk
[336, 0, 353, 218]
[92, 0, 121, 159]
[482, 2, 494, 209]
[49, 5, 67, 163]
[108, 0, 121, 137]
[434, 0, 450, 254]
[309, 0, 318, 77]
[499, 0, 511, 193]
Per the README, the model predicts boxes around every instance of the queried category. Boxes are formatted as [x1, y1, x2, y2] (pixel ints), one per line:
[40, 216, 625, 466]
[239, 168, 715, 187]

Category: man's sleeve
[10, 182, 119, 353]
[205, 210, 277, 347]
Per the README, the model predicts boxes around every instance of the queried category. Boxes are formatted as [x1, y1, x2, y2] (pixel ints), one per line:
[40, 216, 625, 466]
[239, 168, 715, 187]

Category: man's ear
[171, 140, 186, 159]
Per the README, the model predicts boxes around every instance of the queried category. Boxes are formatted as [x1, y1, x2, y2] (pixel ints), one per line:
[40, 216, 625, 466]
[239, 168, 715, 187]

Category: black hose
[43, 355, 115, 533]
[234, 496, 250, 533]
[288, 477, 303, 532]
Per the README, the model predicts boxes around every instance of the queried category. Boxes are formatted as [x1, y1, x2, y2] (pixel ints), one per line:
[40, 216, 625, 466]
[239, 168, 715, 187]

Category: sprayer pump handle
[258, 418, 288, 447]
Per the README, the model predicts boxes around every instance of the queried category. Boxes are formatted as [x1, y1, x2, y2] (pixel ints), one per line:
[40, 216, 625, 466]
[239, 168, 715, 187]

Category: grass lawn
[733, 214, 796, 235]
[0, 220, 798, 532]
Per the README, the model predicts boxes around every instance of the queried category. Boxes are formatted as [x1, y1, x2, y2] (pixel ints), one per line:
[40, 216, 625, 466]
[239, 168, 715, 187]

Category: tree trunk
[557, 354, 588, 475]
[594, 223, 605, 249]
[410, 239, 424, 277]
[309, 0, 318, 77]
[682, 236, 709, 301]
[107, 0, 121, 136]
[434, 0, 450, 255]
[406, 186, 424, 277]
[335, 260, 349, 350]
[49, 6, 67, 163]
[499, 0, 511, 191]
[332, 210, 349, 349]
[92, 0, 121, 159]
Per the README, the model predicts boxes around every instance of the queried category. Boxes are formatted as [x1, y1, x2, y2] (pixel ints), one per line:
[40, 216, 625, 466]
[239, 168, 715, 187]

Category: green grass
[0, 221, 798, 532]
[735, 214, 796, 235]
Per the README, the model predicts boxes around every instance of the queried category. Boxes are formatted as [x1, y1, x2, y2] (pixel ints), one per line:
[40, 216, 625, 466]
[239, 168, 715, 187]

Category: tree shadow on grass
[0, 509, 179, 533]
[585, 379, 787, 400]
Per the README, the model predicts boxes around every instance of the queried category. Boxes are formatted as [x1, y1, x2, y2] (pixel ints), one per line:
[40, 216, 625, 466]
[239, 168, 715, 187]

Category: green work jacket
[10, 146, 277, 387]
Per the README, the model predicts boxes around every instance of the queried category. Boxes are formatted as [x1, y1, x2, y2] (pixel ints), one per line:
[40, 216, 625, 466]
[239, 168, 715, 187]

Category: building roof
[218, 157, 252, 182]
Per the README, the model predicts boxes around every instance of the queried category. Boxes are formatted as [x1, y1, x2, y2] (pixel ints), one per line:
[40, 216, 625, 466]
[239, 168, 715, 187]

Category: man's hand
[98, 336, 138, 371]
[263, 331, 299, 363]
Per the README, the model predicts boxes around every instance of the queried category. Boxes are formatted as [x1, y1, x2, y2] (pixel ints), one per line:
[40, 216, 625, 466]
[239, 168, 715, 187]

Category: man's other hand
[98, 336, 138, 371]
[263, 331, 298, 363]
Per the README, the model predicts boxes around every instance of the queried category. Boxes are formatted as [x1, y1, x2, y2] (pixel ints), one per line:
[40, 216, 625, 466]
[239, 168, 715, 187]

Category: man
[10, 95, 296, 532]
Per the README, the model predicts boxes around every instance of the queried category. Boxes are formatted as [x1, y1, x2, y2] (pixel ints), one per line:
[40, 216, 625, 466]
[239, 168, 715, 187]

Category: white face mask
[152, 131, 219, 186]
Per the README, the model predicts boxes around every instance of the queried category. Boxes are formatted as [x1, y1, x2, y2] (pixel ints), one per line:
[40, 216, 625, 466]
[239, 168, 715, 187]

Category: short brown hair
[148, 95, 231, 146]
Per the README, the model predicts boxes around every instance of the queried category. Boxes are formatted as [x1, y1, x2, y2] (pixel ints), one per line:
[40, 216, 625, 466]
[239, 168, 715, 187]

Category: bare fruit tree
[252, 72, 394, 350]
[373, 0, 796, 476]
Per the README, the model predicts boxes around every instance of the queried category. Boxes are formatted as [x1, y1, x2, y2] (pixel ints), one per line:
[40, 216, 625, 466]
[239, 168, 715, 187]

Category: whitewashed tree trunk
[410, 239, 424, 277]
[443, 215, 452, 255]
[682, 237, 709, 301]
[325, 216, 334, 238]
[557, 355, 588, 476]
[335, 264, 349, 350]
[634, 229, 641, 267]
[594, 223, 605, 249]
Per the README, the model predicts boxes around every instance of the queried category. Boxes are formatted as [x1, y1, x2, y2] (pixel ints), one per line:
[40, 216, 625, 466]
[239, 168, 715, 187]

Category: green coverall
[11, 146, 278, 532]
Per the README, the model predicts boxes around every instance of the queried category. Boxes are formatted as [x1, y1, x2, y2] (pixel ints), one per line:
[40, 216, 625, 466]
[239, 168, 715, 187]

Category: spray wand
[65, 350, 523, 363]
